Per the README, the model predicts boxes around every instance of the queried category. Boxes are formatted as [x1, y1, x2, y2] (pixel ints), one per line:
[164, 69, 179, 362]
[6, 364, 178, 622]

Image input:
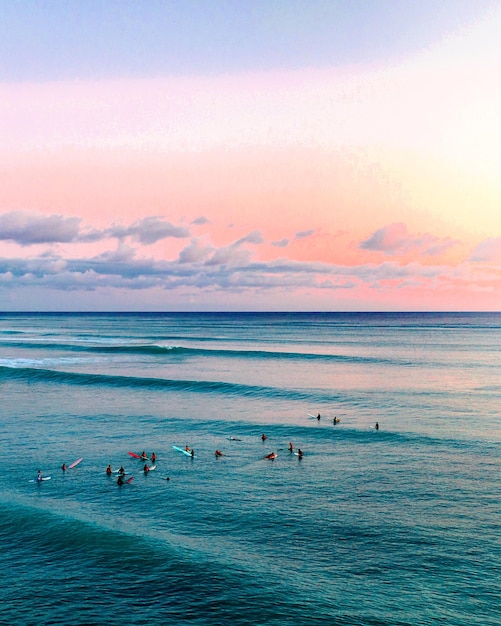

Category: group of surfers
[104, 436, 308, 485]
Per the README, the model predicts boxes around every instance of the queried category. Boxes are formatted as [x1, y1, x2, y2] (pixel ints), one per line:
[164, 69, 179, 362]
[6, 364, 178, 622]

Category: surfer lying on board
[215, 450, 223, 457]
[264, 452, 277, 460]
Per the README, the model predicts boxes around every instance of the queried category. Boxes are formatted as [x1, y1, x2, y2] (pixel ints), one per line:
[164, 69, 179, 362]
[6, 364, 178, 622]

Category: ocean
[0, 312, 499, 625]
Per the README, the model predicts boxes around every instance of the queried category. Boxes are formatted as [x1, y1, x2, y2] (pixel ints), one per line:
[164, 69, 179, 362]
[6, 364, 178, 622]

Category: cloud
[236, 230, 264, 245]
[106, 216, 190, 244]
[360, 223, 458, 257]
[191, 216, 210, 225]
[0, 211, 81, 245]
[272, 238, 289, 248]
[295, 229, 315, 240]
[0, 211, 191, 247]
[205, 246, 251, 267]
[178, 239, 214, 263]
[469, 237, 501, 262]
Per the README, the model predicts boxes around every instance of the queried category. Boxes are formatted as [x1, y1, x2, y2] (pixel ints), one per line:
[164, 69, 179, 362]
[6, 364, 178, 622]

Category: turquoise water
[0, 312, 499, 625]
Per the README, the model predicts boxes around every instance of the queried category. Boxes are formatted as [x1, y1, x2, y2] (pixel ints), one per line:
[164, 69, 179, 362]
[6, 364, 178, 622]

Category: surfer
[143, 464, 150, 473]
[288, 442, 294, 452]
[190, 449, 195, 457]
[37, 469, 43, 481]
[261, 433, 267, 441]
[185, 445, 190, 452]
[118, 465, 126, 475]
[151, 452, 156, 463]
[333, 417, 340, 424]
[140, 451, 147, 460]
[106, 464, 112, 475]
[297, 449, 303, 458]
[264, 452, 277, 459]
[375, 422, 379, 431]
[317, 413, 321, 421]
[117, 475, 124, 486]
[61, 463, 67, 471]
[215, 450, 223, 457]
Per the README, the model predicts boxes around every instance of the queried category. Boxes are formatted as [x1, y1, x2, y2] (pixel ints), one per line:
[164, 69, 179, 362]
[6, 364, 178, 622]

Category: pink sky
[0, 6, 500, 310]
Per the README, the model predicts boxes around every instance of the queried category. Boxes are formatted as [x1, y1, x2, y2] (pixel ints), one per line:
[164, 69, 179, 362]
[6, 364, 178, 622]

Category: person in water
[117, 475, 124, 486]
[265, 452, 276, 459]
[333, 417, 340, 424]
[190, 449, 195, 457]
[37, 469, 43, 481]
[106, 464, 112, 475]
[140, 451, 147, 460]
[185, 445, 190, 452]
[288, 442, 294, 452]
[151, 452, 156, 463]
[297, 449, 303, 458]
[375, 422, 379, 430]
[61, 463, 67, 471]
[261, 433, 267, 441]
[215, 450, 223, 457]
[143, 464, 150, 473]
[118, 465, 126, 475]
[317, 413, 321, 421]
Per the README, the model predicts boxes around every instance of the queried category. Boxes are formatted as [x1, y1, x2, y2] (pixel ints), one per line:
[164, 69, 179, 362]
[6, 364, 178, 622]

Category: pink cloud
[360, 223, 459, 257]
[469, 238, 501, 263]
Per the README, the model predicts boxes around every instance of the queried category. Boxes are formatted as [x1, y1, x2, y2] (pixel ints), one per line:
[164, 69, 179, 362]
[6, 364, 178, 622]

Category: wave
[0, 339, 411, 366]
[0, 364, 335, 402]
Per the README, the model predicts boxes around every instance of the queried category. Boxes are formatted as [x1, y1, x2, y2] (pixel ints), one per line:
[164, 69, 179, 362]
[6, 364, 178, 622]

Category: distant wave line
[0, 340, 408, 365]
[0, 365, 329, 401]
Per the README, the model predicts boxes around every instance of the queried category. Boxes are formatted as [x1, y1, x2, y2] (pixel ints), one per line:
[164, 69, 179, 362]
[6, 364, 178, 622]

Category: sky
[1, 0, 500, 312]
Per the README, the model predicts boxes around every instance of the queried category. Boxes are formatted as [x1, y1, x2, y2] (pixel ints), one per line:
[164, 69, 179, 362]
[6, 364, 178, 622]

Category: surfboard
[307, 413, 317, 419]
[30, 476, 51, 482]
[68, 457, 83, 469]
[126, 476, 134, 484]
[264, 453, 277, 460]
[227, 436, 242, 441]
[143, 465, 156, 472]
[172, 445, 193, 457]
[128, 451, 141, 458]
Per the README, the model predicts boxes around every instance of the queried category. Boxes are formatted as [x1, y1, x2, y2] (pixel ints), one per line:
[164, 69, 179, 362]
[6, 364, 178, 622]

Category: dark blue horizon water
[0, 312, 499, 625]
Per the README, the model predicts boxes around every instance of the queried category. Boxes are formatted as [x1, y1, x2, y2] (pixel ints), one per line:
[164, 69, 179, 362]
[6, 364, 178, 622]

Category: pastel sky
[1, 0, 500, 311]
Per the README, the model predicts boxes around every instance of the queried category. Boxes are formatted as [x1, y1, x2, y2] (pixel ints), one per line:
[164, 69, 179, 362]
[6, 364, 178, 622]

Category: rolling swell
[0, 339, 412, 366]
[0, 364, 326, 401]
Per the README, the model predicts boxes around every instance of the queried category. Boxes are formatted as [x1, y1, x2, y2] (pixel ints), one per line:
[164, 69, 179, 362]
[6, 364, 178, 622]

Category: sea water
[0, 312, 499, 625]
